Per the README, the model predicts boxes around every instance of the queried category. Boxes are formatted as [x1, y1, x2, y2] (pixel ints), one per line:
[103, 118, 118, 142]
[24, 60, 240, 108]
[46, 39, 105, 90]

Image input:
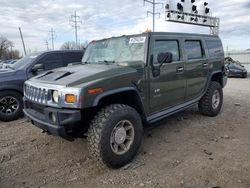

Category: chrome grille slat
[24, 83, 49, 105]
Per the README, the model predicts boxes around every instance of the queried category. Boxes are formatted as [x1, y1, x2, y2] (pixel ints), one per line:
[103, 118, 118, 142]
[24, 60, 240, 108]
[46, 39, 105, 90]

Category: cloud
[0, 0, 250, 54]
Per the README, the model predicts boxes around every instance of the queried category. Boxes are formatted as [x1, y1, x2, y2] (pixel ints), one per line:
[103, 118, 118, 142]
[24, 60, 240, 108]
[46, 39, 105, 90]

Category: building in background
[225, 50, 250, 74]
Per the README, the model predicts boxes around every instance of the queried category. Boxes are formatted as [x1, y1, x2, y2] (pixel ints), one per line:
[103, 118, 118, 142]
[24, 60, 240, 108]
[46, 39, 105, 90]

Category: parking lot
[0, 78, 250, 188]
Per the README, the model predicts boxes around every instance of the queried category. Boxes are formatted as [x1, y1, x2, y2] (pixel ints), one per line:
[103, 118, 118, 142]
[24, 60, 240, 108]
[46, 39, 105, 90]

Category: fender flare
[0, 86, 23, 94]
[202, 71, 224, 97]
[93, 87, 139, 106]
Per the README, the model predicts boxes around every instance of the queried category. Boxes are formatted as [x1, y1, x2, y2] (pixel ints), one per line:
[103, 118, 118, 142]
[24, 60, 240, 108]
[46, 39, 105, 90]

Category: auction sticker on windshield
[129, 37, 146, 44]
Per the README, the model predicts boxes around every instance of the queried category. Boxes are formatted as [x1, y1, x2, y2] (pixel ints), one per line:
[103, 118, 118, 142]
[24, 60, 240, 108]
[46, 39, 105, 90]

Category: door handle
[203, 63, 208, 67]
[176, 66, 184, 73]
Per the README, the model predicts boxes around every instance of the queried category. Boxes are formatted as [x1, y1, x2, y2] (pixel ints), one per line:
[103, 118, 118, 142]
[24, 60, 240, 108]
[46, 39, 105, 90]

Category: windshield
[11, 53, 41, 70]
[82, 35, 147, 64]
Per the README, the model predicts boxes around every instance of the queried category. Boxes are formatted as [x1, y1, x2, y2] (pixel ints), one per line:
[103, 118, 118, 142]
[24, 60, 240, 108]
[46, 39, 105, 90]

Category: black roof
[29, 50, 84, 56]
[43, 49, 84, 53]
[148, 32, 219, 38]
[96, 32, 219, 42]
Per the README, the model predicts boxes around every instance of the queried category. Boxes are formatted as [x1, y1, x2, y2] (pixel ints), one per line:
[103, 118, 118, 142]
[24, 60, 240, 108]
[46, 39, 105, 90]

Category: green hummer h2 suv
[23, 32, 227, 168]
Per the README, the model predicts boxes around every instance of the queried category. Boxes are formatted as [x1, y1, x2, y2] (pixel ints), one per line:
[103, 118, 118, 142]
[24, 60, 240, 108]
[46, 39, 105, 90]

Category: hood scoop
[38, 71, 73, 81]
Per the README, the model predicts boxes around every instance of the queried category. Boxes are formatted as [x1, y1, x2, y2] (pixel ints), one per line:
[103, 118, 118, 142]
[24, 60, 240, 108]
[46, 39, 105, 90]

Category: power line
[143, 0, 164, 31]
[49, 28, 56, 50]
[70, 10, 82, 48]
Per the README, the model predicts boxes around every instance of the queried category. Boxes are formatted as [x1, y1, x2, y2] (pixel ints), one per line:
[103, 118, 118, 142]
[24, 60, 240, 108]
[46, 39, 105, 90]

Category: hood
[0, 68, 17, 76]
[31, 63, 140, 87]
[0, 68, 15, 73]
[0, 69, 27, 85]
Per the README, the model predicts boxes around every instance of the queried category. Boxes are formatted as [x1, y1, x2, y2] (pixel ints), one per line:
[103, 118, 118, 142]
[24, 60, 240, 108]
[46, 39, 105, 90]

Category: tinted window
[154, 40, 180, 62]
[185, 41, 203, 60]
[38, 53, 63, 70]
[206, 39, 223, 57]
[63, 52, 84, 65]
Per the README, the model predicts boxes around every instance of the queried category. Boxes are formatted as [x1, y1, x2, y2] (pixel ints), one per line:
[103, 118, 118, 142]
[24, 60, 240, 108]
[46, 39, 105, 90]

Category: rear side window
[63, 52, 84, 65]
[185, 41, 203, 60]
[154, 40, 180, 62]
[206, 39, 223, 58]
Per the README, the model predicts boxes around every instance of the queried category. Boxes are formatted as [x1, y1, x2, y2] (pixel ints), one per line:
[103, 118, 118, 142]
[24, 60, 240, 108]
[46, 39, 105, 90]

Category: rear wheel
[87, 104, 143, 168]
[198, 81, 223, 117]
[0, 91, 23, 122]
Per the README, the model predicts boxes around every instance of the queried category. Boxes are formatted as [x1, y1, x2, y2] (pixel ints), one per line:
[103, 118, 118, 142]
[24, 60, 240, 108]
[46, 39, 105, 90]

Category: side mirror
[150, 52, 173, 78]
[31, 64, 44, 73]
[157, 52, 173, 65]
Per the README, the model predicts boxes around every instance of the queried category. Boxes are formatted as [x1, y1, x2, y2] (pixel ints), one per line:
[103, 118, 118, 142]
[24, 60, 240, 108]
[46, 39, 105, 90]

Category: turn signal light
[87, 88, 103, 94]
[65, 94, 76, 103]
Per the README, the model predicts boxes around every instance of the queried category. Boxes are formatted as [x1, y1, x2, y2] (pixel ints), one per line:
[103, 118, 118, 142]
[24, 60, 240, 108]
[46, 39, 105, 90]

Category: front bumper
[23, 98, 81, 140]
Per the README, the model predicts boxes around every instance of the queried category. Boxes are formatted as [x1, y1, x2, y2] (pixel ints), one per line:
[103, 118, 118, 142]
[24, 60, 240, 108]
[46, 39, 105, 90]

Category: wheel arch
[93, 87, 146, 121]
[0, 88, 23, 96]
[210, 71, 223, 87]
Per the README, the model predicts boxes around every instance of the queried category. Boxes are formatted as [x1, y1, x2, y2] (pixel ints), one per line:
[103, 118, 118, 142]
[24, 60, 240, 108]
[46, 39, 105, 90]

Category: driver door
[149, 36, 186, 113]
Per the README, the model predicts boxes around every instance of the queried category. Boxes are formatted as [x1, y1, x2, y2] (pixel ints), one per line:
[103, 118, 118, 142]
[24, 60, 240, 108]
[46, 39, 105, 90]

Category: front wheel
[0, 91, 24, 122]
[242, 73, 248, 78]
[87, 104, 143, 168]
[198, 81, 223, 117]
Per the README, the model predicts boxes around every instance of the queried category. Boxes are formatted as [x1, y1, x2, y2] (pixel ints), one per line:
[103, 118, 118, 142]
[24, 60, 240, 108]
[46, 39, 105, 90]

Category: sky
[0, 0, 250, 55]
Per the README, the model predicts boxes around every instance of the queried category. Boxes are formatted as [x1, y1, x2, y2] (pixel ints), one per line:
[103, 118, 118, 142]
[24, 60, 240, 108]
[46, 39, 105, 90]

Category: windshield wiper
[82, 61, 90, 65]
[98, 60, 116, 64]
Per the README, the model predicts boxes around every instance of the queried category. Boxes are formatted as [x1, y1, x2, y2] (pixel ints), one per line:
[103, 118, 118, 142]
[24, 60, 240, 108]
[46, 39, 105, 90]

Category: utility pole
[49, 28, 55, 50]
[18, 27, 27, 56]
[45, 40, 49, 50]
[70, 10, 82, 49]
[144, 0, 163, 31]
[10, 44, 13, 59]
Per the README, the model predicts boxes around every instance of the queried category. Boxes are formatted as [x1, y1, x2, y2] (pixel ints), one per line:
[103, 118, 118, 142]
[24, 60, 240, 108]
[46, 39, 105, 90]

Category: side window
[37, 53, 63, 70]
[154, 40, 180, 62]
[206, 39, 223, 58]
[185, 40, 203, 60]
[63, 52, 84, 65]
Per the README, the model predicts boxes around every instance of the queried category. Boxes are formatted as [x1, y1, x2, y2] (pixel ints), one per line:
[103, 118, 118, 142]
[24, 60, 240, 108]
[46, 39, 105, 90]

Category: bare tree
[3, 50, 20, 59]
[0, 36, 13, 59]
[60, 41, 87, 50]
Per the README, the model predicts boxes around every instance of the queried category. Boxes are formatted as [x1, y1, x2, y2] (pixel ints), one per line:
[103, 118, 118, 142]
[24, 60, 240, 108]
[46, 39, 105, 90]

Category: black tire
[198, 81, 223, 117]
[87, 104, 143, 168]
[0, 91, 23, 122]
[242, 73, 247, 78]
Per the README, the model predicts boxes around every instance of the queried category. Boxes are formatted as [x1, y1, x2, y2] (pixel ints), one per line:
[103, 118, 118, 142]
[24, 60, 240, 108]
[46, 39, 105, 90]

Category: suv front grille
[24, 83, 50, 104]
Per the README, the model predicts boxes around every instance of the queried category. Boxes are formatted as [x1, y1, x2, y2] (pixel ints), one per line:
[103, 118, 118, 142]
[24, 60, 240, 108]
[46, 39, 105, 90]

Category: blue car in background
[1, 59, 17, 69]
[0, 59, 17, 68]
[0, 50, 84, 122]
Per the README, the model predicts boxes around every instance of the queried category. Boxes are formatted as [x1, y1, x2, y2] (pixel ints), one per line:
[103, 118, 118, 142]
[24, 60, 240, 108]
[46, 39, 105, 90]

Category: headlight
[52, 90, 59, 103]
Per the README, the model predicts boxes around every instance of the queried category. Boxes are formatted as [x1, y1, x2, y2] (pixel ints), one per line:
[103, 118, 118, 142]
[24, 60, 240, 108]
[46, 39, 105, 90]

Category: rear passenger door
[184, 39, 209, 101]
